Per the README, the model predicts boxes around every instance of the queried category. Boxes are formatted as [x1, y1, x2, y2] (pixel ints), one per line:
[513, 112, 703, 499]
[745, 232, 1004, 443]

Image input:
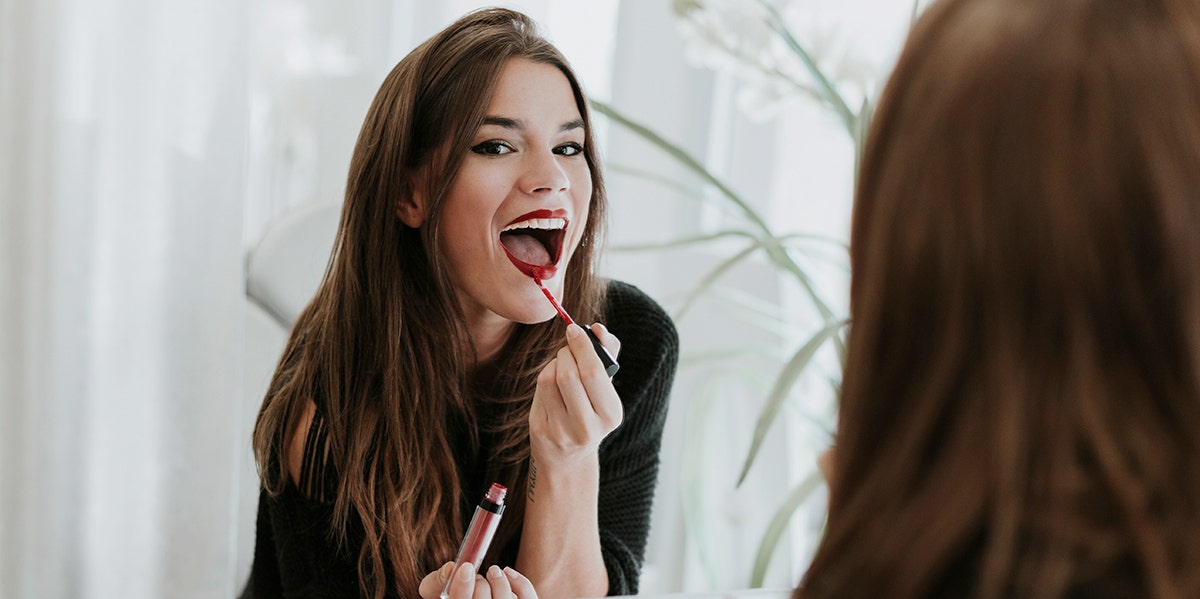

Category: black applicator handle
[534, 278, 620, 377]
[584, 326, 620, 378]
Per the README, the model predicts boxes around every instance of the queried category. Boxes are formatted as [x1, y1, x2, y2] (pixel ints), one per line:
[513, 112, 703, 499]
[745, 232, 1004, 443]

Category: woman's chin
[505, 303, 559, 326]
[527, 308, 560, 326]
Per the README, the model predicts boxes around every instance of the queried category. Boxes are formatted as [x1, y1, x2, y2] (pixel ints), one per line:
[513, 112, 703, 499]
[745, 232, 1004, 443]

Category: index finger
[588, 322, 621, 358]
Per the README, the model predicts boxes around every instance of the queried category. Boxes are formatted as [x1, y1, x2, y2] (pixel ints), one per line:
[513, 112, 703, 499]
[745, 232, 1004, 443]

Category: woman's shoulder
[603, 279, 677, 339]
[286, 397, 337, 501]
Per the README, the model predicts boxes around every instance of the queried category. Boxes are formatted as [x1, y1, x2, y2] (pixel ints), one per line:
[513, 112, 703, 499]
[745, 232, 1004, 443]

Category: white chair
[236, 200, 342, 584]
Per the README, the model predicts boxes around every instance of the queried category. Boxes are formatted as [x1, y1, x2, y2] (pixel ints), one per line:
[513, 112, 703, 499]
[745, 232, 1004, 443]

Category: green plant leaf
[754, 0, 856, 135]
[612, 158, 819, 231]
[704, 286, 786, 327]
[778, 232, 851, 253]
[592, 98, 846, 350]
[763, 241, 837, 321]
[676, 240, 765, 318]
[672, 0, 703, 18]
[749, 470, 826, 587]
[737, 318, 849, 486]
[759, 240, 849, 365]
[679, 345, 779, 368]
[609, 162, 703, 198]
[680, 368, 737, 590]
[590, 99, 773, 236]
[612, 229, 758, 252]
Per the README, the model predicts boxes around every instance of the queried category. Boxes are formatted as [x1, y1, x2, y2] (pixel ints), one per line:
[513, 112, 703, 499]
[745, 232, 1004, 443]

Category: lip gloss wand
[440, 483, 508, 599]
[533, 278, 620, 377]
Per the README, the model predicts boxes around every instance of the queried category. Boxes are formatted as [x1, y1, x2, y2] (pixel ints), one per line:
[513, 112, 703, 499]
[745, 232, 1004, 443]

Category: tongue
[500, 232, 552, 266]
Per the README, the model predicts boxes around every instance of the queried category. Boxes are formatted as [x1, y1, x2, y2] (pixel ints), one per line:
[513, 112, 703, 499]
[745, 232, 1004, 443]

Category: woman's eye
[471, 141, 514, 156]
[554, 142, 584, 156]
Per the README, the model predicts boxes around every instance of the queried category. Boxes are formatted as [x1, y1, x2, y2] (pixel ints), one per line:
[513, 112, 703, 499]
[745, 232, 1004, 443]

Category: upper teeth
[503, 217, 566, 232]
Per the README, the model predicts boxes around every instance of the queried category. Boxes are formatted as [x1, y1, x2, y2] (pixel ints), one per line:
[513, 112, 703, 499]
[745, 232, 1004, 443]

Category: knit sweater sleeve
[595, 280, 680, 596]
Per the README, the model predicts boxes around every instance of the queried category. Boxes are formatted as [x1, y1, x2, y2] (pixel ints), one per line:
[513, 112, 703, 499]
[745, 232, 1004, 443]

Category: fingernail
[440, 561, 455, 580]
[488, 565, 503, 579]
[566, 323, 582, 338]
[456, 562, 475, 582]
[504, 566, 520, 580]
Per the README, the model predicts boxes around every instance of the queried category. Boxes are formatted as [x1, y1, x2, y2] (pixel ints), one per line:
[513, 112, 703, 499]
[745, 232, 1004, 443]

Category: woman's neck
[465, 309, 517, 368]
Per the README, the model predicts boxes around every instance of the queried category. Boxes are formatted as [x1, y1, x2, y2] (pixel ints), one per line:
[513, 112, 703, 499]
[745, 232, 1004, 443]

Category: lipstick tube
[440, 483, 507, 599]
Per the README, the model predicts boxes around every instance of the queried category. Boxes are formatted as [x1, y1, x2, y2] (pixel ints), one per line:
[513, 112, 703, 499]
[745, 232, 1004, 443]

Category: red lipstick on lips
[500, 209, 567, 281]
[499, 209, 620, 376]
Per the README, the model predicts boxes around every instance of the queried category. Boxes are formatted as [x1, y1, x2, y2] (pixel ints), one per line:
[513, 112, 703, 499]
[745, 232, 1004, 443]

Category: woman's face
[437, 58, 592, 327]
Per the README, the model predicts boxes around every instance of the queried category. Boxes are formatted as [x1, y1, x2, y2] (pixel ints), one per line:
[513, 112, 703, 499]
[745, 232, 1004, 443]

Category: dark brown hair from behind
[801, 0, 1200, 597]
[250, 8, 608, 598]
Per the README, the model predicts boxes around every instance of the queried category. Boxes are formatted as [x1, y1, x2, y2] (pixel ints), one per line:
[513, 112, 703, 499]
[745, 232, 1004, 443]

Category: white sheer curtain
[1, 0, 249, 597]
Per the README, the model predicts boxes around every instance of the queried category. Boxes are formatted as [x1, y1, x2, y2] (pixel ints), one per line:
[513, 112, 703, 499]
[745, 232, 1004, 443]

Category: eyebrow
[482, 116, 585, 132]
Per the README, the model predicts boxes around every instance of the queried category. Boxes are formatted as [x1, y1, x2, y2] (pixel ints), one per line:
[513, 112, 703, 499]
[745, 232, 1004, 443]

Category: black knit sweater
[241, 280, 679, 598]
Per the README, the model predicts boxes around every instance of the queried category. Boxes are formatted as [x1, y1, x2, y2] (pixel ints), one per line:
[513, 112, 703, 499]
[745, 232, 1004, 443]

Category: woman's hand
[419, 562, 540, 599]
[529, 323, 623, 469]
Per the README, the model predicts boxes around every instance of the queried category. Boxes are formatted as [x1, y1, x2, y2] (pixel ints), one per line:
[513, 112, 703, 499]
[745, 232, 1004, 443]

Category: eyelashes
[469, 140, 585, 157]
[554, 142, 584, 156]
[471, 140, 515, 156]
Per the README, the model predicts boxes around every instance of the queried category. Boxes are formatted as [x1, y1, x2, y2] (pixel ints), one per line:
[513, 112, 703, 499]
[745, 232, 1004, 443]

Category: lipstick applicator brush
[534, 279, 619, 377]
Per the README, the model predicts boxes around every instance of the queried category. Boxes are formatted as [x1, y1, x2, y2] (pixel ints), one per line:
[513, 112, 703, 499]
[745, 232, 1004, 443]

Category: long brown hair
[801, 0, 1200, 596]
[251, 8, 608, 597]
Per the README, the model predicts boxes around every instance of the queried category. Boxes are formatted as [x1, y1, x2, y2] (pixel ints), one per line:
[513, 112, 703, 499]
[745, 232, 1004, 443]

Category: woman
[241, 8, 679, 599]
[801, 0, 1200, 596]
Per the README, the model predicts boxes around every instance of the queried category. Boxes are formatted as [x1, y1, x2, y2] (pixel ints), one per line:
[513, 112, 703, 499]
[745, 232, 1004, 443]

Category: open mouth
[499, 210, 567, 281]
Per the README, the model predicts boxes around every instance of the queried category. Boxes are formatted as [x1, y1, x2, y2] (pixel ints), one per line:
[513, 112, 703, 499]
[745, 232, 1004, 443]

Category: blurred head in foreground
[801, 0, 1200, 596]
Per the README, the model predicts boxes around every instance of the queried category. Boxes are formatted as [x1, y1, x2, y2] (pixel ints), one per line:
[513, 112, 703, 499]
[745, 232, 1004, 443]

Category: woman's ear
[397, 193, 427, 228]
[396, 178, 428, 228]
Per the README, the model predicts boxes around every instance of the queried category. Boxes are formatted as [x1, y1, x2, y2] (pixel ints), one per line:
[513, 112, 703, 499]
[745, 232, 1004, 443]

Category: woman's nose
[521, 151, 570, 194]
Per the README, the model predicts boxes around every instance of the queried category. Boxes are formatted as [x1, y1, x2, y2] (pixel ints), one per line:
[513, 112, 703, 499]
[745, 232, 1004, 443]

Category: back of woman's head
[803, 0, 1200, 596]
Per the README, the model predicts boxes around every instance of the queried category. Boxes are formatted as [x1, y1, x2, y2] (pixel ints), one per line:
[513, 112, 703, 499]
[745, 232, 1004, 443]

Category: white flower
[673, 0, 908, 122]
[675, 0, 782, 72]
